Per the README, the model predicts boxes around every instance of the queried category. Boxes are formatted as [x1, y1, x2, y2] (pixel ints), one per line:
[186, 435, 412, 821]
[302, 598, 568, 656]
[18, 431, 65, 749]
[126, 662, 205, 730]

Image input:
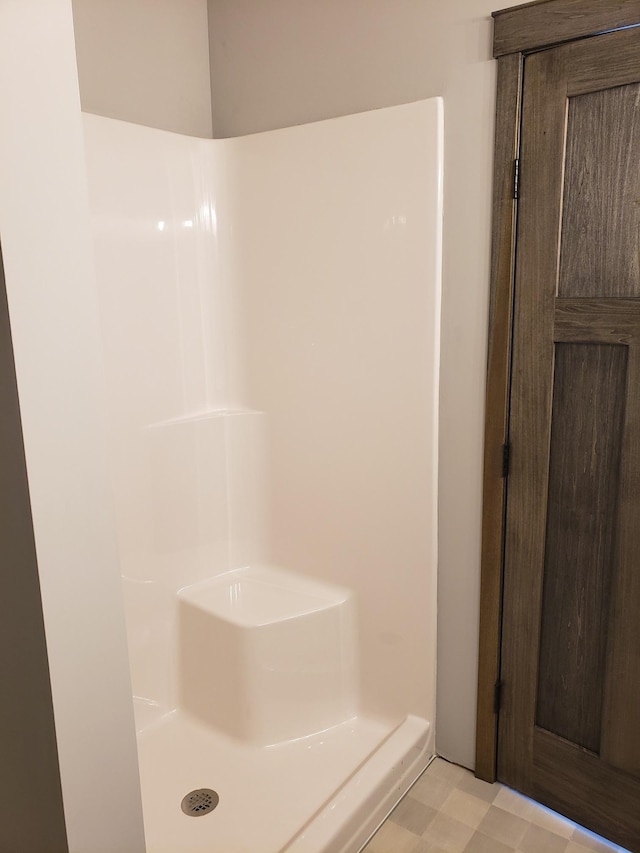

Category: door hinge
[513, 158, 520, 200]
[494, 680, 503, 714]
[502, 442, 511, 478]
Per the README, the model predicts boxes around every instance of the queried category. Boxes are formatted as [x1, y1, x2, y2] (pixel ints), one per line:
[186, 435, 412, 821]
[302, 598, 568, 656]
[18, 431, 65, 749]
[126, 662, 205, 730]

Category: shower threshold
[137, 710, 431, 853]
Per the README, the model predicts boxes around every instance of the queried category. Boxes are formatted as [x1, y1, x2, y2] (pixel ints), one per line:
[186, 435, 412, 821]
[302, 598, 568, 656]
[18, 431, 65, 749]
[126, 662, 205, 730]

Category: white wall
[207, 0, 501, 768]
[72, 0, 212, 137]
[0, 3, 145, 851]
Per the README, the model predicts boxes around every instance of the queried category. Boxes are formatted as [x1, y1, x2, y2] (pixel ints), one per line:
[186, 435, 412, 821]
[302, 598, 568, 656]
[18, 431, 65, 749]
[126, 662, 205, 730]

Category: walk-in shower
[82, 98, 442, 853]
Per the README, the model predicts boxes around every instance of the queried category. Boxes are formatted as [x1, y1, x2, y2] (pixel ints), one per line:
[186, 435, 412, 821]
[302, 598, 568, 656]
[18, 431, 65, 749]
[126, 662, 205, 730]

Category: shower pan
[82, 98, 442, 853]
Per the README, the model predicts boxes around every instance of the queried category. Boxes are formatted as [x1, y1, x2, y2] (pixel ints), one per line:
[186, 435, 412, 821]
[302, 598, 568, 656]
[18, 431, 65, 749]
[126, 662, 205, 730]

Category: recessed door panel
[536, 342, 627, 752]
[559, 84, 640, 298]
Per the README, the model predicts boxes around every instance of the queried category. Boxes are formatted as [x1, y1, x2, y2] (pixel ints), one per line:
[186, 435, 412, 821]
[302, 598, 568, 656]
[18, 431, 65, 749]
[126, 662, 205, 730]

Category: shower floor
[137, 710, 431, 853]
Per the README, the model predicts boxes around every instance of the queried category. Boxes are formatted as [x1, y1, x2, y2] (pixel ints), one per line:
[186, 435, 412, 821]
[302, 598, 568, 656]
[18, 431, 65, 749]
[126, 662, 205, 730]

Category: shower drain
[181, 788, 219, 817]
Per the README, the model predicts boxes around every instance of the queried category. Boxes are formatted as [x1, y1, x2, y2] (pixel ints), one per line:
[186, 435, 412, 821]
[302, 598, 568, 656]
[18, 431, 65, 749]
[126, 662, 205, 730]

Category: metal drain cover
[181, 788, 219, 817]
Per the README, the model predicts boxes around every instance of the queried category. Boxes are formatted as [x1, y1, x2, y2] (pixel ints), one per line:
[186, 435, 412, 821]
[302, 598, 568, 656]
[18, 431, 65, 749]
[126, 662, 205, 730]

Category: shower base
[137, 566, 432, 850]
[137, 710, 431, 853]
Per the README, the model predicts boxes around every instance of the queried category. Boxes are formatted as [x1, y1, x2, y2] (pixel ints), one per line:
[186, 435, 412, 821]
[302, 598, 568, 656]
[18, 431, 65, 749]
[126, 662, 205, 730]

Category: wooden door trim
[475, 49, 523, 782]
[493, 1, 640, 59]
[476, 1, 640, 783]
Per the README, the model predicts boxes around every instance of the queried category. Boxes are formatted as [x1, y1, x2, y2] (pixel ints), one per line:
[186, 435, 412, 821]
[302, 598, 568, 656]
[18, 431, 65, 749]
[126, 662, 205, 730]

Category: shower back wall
[226, 101, 442, 724]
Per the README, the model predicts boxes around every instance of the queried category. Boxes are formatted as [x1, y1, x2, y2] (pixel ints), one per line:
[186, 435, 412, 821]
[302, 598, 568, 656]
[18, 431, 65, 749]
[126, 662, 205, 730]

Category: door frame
[476, 0, 640, 783]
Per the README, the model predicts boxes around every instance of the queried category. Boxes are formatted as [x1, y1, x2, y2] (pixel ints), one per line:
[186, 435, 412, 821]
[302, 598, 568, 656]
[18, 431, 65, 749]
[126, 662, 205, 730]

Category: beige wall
[72, 0, 212, 137]
[207, 0, 501, 769]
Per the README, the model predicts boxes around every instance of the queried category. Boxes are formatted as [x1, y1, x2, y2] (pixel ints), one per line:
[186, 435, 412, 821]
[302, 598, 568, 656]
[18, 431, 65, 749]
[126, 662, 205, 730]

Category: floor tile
[493, 787, 540, 823]
[391, 795, 437, 835]
[456, 772, 501, 804]
[531, 803, 578, 839]
[565, 842, 605, 853]
[464, 830, 518, 853]
[571, 828, 629, 853]
[429, 758, 467, 786]
[412, 841, 440, 853]
[421, 812, 476, 853]
[411, 771, 457, 810]
[363, 819, 424, 853]
[519, 822, 570, 853]
[440, 788, 491, 830]
[476, 804, 530, 848]
[363, 758, 628, 853]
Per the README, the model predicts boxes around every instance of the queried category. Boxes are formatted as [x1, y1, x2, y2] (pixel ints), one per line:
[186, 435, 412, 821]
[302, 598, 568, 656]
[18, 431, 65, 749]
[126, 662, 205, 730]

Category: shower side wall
[226, 99, 442, 732]
[83, 116, 264, 726]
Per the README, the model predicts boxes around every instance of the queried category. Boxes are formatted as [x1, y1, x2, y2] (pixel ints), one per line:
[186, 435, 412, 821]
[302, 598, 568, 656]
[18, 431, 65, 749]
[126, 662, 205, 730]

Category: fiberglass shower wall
[83, 97, 441, 738]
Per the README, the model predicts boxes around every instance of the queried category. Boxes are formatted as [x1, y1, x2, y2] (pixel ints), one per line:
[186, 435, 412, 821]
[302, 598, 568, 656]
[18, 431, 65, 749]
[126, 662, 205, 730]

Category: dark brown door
[499, 26, 640, 852]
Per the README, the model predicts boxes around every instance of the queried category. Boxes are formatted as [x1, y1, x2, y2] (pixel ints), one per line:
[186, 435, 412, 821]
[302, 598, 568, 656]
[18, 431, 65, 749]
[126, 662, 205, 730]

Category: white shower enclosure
[82, 98, 442, 853]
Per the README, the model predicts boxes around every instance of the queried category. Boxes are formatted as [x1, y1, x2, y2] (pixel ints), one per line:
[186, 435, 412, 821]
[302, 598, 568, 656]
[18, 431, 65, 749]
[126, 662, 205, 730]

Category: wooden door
[499, 26, 640, 851]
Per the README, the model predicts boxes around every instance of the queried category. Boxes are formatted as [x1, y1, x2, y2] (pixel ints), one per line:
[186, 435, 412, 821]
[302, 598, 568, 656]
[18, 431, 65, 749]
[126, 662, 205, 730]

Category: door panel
[499, 26, 640, 852]
[559, 84, 640, 298]
[600, 341, 640, 777]
[536, 342, 626, 752]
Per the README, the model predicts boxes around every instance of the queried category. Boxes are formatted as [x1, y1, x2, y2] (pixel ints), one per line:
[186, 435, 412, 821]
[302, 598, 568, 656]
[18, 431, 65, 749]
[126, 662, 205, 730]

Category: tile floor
[362, 757, 630, 853]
